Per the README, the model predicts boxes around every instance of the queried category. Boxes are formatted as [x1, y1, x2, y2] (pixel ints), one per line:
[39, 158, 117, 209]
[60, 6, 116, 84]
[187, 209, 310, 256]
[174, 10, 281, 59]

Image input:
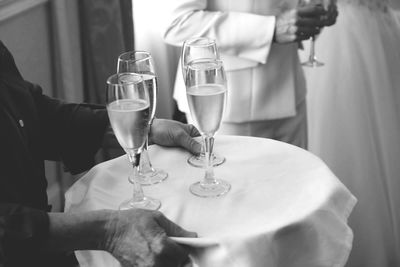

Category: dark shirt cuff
[1, 204, 50, 263]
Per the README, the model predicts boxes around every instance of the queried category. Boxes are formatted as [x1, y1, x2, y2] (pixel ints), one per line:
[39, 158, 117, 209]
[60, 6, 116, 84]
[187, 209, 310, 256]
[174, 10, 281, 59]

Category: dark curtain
[78, 0, 134, 105]
[78, 0, 133, 160]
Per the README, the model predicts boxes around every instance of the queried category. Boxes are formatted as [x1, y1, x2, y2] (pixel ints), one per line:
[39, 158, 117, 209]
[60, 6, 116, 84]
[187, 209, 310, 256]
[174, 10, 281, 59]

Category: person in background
[0, 40, 200, 267]
[299, 0, 400, 266]
[391, 0, 400, 26]
[163, 0, 337, 149]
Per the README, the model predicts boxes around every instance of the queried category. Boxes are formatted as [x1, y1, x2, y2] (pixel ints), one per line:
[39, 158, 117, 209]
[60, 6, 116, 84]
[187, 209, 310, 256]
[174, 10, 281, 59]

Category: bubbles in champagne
[107, 99, 150, 152]
[187, 84, 226, 136]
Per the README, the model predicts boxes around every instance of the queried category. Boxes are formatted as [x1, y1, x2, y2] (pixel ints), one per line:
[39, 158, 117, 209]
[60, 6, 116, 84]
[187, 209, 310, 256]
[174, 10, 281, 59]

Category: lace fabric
[339, 0, 390, 11]
[300, 0, 400, 265]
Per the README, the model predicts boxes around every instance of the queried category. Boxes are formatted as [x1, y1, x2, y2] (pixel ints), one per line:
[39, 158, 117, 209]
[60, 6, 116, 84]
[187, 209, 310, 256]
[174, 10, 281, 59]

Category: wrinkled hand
[103, 209, 197, 267]
[274, 5, 327, 43]
[149, 118, 201, 155]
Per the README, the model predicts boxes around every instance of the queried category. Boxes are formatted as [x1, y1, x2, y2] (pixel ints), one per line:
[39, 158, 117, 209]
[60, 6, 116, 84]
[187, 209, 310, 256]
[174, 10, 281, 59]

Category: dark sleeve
[0, 204, 49, 264]
[29, 82, 109, 174]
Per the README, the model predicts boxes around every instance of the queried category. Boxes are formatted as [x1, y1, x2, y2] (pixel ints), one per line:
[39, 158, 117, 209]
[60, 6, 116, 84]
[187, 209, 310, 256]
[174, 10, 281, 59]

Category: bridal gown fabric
[300, 0, 400, 266]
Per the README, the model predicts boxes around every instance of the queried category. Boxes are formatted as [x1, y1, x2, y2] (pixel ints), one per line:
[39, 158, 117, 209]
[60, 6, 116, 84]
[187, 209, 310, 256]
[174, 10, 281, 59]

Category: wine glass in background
[106, 73, 161, 210]
[117, 51, 168, 185]
[299, 0, 325, 67]
[181, 37, 220, 80]
[181, 37, 226, 168]
[185, 59, 231, 197]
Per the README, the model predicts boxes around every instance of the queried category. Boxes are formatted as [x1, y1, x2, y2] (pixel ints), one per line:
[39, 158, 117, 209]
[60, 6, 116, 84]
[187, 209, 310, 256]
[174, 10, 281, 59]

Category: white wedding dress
[300, 0, 400, 266]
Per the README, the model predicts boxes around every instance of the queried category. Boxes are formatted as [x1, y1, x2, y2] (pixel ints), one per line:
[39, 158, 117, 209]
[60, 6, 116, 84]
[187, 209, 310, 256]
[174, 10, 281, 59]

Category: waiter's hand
[104, 209, 197, 267]
[150, 118, 201, 155]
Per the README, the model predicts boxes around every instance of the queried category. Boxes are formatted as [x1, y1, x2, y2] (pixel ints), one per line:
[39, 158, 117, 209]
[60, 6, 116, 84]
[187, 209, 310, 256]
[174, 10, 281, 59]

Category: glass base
[119, 196, 161, 210]
[187, 153, 226, 168]
[138, 169, 168, 186]
[302, 59, 324, 67]
[190, 179, 231, 198]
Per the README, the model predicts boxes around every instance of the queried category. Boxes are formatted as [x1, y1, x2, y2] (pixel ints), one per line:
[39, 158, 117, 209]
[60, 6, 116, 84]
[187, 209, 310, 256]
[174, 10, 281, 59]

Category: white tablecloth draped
[65, 135, 356, 267]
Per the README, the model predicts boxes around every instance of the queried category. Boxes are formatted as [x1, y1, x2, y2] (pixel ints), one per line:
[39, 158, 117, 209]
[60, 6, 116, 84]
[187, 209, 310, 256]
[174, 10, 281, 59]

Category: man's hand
[46, 210, 195, 267]
[149, 118, 201, 155]
[104, 209, 197, 267]
[322, 0, 338, 26]
[274, 5, 327, 43]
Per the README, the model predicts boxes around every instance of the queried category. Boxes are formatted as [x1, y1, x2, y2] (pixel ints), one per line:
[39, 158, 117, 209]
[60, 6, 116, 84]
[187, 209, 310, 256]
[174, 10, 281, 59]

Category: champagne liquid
[107, 99, 150, 152]
[187, 84, 226, 135]
[141, 73, 157, 121]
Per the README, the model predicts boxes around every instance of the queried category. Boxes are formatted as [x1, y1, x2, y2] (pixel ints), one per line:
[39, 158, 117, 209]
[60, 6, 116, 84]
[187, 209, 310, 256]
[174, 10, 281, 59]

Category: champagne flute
[300, 0, 324, 67]
[185, 59, 231, 197]
[181, 37, 220, 80]
[106, 73, 161, 210]
[181, 37, 226, 168]
[117, 51, 168, 185]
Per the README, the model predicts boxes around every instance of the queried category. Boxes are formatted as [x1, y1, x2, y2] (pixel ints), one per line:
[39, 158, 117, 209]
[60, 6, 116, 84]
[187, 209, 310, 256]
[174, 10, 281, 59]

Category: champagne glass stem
[128, 153, 145, 202]
[202, 136, 217, 185]
[140, 137, 154, 173]
[309, 35, 317, 61]
[200, 140, 206, 158]
[139, 118, 155, 173]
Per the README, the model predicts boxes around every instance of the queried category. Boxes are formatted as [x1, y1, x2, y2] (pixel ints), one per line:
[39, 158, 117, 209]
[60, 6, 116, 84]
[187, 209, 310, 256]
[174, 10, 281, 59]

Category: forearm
[43, 210, 114, 252]
[32, 84, 109, 174]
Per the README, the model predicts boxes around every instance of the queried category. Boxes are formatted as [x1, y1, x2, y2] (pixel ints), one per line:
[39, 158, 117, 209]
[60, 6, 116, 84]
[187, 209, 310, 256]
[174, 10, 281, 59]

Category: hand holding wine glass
[149, 118, 202, 154]
[274, 2, 325, 43]
[298, 0, 329, 67]
[106, 73, 160, 210]
[185, 59, 231, 197]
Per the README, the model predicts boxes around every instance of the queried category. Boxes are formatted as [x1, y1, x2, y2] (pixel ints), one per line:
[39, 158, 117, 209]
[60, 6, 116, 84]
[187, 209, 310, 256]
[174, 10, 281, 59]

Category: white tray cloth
[65, 135, 356, 267]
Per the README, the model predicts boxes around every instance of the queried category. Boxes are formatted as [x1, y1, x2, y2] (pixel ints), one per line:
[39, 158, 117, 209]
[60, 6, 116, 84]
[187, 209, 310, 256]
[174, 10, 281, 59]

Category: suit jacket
[163, 0, 306, 122]
[0, 41, 108, 266]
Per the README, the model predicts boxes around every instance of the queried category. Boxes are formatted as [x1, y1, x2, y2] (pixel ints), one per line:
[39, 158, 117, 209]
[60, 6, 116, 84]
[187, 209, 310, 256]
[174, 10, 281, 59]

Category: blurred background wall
[132, 0, 180, 120]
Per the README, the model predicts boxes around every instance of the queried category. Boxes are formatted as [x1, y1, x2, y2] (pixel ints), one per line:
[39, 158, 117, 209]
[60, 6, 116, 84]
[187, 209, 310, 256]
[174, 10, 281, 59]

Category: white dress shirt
[163, 0, 306, 123]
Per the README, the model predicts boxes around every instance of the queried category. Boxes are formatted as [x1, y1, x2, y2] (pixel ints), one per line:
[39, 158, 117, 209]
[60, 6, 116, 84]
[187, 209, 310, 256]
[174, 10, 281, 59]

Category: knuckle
[189, 139, 198, 150]
[167, 130, 176, 141]
[151, 232, 167, 253]
[177, 131, 188, 141]
[152, 210, 163, 219]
